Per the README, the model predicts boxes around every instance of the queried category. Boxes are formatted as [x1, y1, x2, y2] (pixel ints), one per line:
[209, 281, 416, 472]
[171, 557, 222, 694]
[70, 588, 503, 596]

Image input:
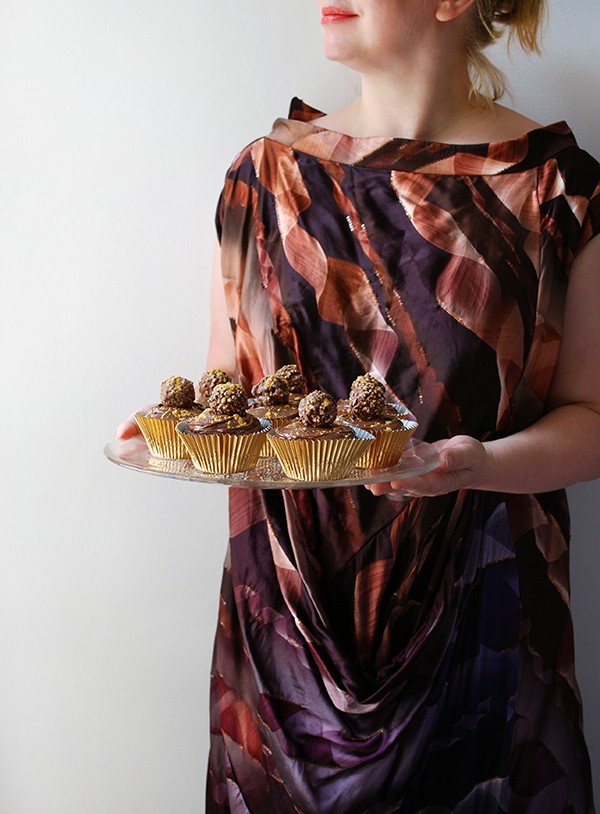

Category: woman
[120, 0, 600, 810]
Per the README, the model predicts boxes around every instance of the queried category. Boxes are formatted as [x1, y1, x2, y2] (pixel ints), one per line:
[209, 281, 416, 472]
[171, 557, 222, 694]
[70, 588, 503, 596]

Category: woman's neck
[315, 72, 540, 145]
[318, 43, 496, 142]
[356, 66, 479, 142]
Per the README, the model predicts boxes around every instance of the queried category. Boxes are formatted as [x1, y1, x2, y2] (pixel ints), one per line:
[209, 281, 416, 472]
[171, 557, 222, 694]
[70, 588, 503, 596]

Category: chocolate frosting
[273, 389, 354, 440]
[248, 403, 298, 421]
[273, 420, 355, 441]
[142, 404, 202, 421]
[183, 409, 262, 436]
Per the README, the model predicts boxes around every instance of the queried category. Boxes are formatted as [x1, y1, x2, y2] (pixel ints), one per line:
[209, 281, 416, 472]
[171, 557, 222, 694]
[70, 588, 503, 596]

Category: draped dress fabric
[207, 99, 600, 814]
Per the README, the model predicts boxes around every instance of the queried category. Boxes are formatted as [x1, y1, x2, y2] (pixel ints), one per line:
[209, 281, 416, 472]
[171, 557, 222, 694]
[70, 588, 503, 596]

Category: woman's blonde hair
[467, 0, 547, 101]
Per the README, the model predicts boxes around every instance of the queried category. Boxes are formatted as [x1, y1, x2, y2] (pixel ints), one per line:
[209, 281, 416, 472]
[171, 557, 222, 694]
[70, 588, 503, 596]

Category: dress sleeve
[576, 177, 600, 255]
[214, 143, 256, 246]
[540, 144, 600, 264]
[215, 188, 225, 244]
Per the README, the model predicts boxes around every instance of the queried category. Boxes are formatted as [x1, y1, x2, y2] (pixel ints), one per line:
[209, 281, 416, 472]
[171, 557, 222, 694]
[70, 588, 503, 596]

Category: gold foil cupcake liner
[267, 427, 375, 482]
[175, 420, 270, 474]
[135, 413, 191, 459]
[355, 420, 418, 469]
[254, 415, 296, 457]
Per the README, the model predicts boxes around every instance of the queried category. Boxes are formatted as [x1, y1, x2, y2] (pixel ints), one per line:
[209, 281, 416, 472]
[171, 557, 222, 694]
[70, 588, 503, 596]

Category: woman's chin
[321, 33, 360, 66]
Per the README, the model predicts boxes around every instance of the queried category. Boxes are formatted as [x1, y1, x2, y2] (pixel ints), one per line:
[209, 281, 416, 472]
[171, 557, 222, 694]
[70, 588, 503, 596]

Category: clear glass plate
[104, 437, 439, 489]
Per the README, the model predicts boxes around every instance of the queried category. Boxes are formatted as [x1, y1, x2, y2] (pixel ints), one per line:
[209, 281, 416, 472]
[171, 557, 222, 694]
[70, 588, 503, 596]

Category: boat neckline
[272, 101, 570, 149]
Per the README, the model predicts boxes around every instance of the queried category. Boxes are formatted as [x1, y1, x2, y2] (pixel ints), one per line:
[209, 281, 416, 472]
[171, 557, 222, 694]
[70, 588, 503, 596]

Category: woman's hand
[365, 435, 490, 498]
[116, 406, 151, 441]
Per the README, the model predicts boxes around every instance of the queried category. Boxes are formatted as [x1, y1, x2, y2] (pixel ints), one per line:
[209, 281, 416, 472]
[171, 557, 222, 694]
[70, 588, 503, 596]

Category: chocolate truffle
[252, 374, 290, 406]
[275, 364, 307, 396]
[198, 368, 233, 405]
[160, 376, 196, 408]
[298, 390, 337, 427]
[208, 382, 248, 416]
[348, 374, 386, 420]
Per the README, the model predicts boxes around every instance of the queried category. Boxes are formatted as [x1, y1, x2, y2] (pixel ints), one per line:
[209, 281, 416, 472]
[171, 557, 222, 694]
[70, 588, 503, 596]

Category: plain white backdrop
[1, 1, 599, 812]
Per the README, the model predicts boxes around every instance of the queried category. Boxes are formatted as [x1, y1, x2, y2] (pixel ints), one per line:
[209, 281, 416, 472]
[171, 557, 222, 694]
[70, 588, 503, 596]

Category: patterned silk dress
[207, 99, 600, 813]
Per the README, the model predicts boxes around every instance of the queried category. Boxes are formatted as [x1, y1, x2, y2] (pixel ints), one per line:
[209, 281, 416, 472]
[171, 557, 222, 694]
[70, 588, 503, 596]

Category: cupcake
[197, 367, 233, 406]
[275, 364, 308, 405]
[340, 374, 417, 469]
[176, 382, 269, 474]
[248, 374, 298, 428]
[135, 376, 203, 459]
[267, 390, 374, 481]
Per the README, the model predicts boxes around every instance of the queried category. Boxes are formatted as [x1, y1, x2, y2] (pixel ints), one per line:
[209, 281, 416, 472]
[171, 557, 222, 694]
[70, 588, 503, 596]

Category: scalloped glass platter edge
[104, 438, 439, 489]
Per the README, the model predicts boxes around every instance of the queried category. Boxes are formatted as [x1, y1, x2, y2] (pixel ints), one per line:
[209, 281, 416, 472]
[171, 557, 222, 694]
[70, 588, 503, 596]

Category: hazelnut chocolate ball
[160, 376, 196, 408]
[276, 364, 307, 395]
[298, 390, 337, 427]
[251, 374, 290, 406]
[349, 374, 386, 420]
[349, 373, 385, 397]
[198, 368, 232, 403]
[208, 382, 248, 416]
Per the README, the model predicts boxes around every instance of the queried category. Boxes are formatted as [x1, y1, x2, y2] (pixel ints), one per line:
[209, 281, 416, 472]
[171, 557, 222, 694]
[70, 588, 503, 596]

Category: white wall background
[1, 1, 598, 812]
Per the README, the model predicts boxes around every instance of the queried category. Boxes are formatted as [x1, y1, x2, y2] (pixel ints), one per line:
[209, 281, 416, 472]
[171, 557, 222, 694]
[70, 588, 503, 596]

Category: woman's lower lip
[321, 10, 357, 24]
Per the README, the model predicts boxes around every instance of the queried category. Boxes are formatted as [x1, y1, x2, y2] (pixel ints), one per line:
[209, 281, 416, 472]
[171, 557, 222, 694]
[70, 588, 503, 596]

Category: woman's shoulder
[486, 104, 542, 141]
[222, 109, 312, 176]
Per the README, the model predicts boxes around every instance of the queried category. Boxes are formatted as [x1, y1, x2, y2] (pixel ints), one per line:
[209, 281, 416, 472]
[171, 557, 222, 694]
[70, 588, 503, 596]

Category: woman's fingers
[116, 404, 152, 440]
[116, 417, 141, 440]
[365, 436, 489, 498]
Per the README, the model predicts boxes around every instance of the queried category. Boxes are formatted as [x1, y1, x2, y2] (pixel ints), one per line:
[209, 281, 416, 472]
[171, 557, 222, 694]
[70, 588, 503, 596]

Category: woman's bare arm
[206, 238, 236, 376]
[117, 239, 233, 440]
